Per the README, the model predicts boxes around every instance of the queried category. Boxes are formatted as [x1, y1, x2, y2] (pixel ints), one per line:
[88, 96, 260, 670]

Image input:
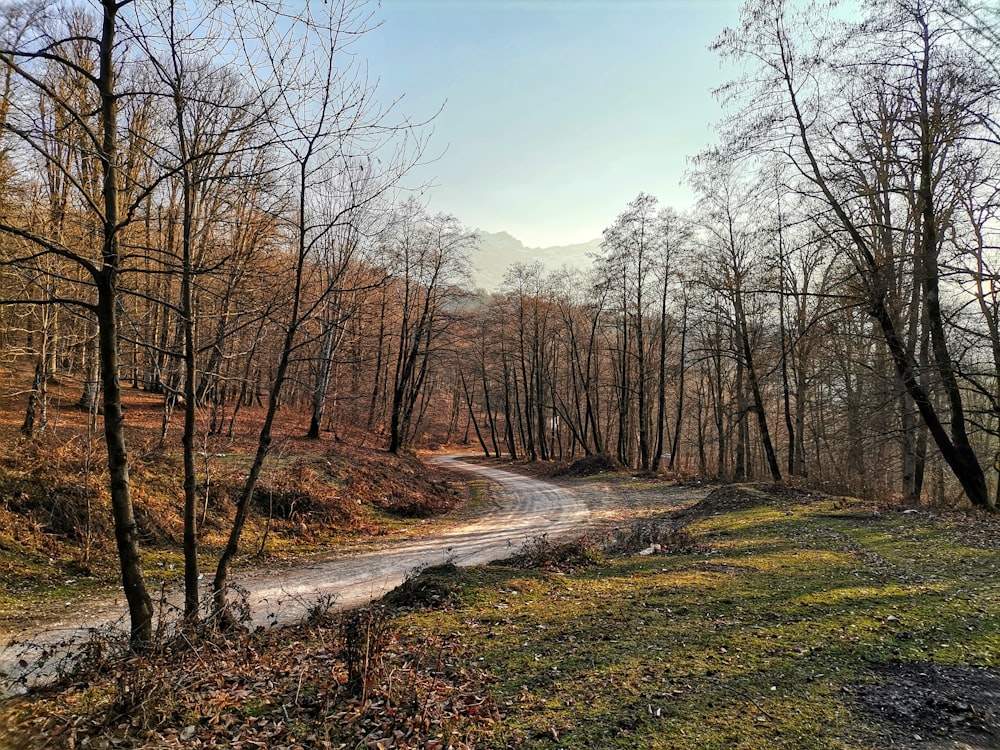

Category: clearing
[3, 470, 1000, 749]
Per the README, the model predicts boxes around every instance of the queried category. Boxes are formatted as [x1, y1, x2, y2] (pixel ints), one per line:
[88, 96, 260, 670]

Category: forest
[1, 0, 1000, 710]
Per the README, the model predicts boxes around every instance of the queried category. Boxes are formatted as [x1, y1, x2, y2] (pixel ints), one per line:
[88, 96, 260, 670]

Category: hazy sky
[356, 0, 743, 247]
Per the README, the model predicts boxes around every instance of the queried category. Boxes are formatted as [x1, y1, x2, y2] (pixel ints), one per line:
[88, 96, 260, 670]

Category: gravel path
[1, 455, 604, 693]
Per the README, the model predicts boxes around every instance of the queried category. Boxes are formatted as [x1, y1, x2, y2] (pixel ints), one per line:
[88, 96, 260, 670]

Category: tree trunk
[460, 371, 490, 457]
[734, 353, 747, 481]
[78, 322, 100, 413]
[214, 280, 301, 617]
[98, 0, 152, 648]
[308, 318, 340, 439]
[98, 278, 154, 647]
[21, 355, 46, 437]
[733, 270, 781, 483]
[182, 274, 199, 621]
[669, 301, 688, 471]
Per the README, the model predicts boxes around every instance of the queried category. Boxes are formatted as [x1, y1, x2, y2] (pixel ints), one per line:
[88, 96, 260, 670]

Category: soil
[853, 660, 1000, 749]
[673, 482, 818, 519]
[560, 455, 618, 477]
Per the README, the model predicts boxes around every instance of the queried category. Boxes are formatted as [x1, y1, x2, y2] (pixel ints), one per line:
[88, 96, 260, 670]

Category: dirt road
[239, 455, 594, 623]
[1, 456, 596, 692]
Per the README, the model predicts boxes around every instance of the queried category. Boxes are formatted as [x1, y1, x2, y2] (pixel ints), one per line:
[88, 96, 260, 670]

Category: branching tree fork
[713, 0, 998, 508]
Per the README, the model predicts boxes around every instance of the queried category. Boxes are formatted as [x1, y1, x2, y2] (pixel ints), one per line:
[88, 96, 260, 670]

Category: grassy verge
[394, 488, 1000, 749]
[4, 480, 1000, 748]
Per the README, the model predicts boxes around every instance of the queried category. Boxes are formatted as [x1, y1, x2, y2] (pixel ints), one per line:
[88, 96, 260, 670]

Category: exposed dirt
[560, 455, 618, 477]
[853, 661, 1000, 749]
[673, 481, 819, 519]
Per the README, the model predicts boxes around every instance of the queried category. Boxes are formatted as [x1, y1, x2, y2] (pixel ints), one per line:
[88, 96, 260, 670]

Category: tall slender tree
[0, 1, 154, 646]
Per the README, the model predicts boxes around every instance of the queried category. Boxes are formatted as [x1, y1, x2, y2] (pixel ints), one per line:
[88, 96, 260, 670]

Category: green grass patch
[389, 488, 1000, 749]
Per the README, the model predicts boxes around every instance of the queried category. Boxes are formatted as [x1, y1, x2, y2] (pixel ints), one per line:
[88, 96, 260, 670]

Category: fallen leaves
[5, 617, 498, 749]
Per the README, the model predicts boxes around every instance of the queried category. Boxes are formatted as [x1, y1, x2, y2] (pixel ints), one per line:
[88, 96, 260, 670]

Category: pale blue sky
[356, 0, 742, 247]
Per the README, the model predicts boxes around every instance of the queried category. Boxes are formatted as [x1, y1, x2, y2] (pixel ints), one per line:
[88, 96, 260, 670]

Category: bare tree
[0, 1, 154, 645]
[212, 0, 424, 615]
[714, 0, 996, 507]
[690, 161, 782, 482]
[127, 0, 277, 621]
[385, 202, 475, 454]
[550, 268, 608, 458]
[306, 161, 389, 440]
[598, 194, 662, 470]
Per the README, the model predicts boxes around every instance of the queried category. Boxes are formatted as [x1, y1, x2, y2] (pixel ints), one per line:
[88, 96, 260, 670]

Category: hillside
[0, 369, 474, 637]
[470, 231, 601, 290]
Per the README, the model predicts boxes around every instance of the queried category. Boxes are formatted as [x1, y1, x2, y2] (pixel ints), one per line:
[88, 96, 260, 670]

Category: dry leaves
[5, 616, 499, 749]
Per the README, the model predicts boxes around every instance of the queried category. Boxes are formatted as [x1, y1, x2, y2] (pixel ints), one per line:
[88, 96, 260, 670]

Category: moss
[385, 489, 1000, 749]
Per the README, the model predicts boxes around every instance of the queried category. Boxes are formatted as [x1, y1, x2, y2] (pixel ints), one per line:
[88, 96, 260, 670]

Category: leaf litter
[1, 609, 499, 749]
[6, 476, 1000, 749]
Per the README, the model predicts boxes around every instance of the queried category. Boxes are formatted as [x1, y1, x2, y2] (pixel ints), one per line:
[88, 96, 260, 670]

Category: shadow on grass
[400, 502, 1000, 749]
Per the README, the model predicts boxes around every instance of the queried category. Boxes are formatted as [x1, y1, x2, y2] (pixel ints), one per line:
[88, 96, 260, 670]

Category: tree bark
[98, 0, 152, 648]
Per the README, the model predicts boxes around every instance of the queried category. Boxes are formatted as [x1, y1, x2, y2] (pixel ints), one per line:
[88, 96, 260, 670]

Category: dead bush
[500, 533, 605, 572]
[382, 562, 465, 610]
[305, 591, 340, 627]
[252, 486, 313, 521]
[340, 605, 395, 699]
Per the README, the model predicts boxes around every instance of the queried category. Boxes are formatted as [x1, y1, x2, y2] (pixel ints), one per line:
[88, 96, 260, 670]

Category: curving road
[1, 456, 593, 693]
[242, 455, 592, 624]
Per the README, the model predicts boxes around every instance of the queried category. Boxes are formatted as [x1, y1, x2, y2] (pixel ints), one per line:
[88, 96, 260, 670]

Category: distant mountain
[469, 230, 601, 291]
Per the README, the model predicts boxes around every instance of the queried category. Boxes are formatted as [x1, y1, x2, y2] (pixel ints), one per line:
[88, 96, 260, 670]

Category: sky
[355, 0, 744, 248]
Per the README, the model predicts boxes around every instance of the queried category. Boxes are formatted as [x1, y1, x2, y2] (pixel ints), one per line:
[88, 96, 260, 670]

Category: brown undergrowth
[0, 367, 472, 631]
[0, 606, 500, 749]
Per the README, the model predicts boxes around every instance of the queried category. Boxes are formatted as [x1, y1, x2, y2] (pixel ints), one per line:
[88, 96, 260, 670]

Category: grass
[385, 488, 1000, 749]
[5, 480, 1000, 748]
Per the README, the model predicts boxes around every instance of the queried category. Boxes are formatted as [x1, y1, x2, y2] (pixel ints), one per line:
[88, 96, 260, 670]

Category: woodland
[2, 0, 1000, 745]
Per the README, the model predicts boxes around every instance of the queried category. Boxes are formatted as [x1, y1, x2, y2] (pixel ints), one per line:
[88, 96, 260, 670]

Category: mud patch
[853, 660, 1000, 748]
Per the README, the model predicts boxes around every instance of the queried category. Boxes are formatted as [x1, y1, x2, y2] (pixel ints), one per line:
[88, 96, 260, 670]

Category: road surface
[239, 455, 593, 621]
[1, 455, 594, 693]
